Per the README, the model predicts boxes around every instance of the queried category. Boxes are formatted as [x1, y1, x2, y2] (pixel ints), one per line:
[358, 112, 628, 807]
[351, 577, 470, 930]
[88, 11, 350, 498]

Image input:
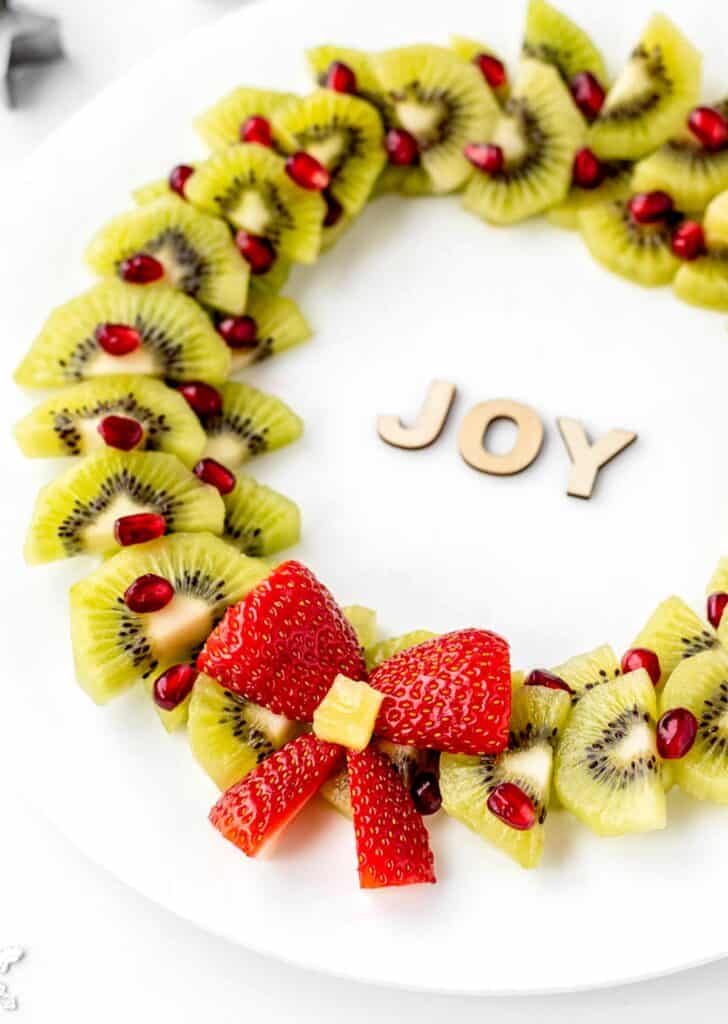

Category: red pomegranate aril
[621, 647, 661, 687]
[464, 142, 504, 175]
[707, 591, 728, 630]
[168, 163, 194, 198]
[114, 512, 166, 547]
[95, 322, 141, 356]
[570, 71, 606, 121]
[525, 668, 574, 695]
[474, 52, 507, 89]
[119, 253, 165, 284]
[124, 573, 174, 614]
[656, 707, 698, 760]
[688, 106, 728, 152]
[487, 782, 537, 831]
[177, 381, 223, 420]
[97, 415, 143, 452]
[217, 315, 258, 350]
[285, 151, 331, 191]
[194, 457, 236, 495]
[326, 60, 357, 94]
[572, 147, 604, 189]
[628, 191, 674, 226]
[410, 772, 442, 816]
[235, 231, 276, 274]
[671, 219, 706, 261]
[240, 115, 273, 147]
[323, 189, 344, 227]
[153, 664, 198, 711]
[385, 128, 419, 166]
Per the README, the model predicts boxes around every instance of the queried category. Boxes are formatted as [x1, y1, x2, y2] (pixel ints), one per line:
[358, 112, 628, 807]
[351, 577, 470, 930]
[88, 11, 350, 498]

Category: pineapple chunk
[313, 674, 384, 751]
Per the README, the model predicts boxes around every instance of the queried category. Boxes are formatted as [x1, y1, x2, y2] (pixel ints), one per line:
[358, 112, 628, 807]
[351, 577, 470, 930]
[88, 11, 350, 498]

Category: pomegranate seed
[572, 147, 604, 189]
[240, 115, 273, 147]
[124, 573, 174, 614]
[656, 707, 698, 760]
[487, 782, 537, 831]
[524, 668, 574, 695]
[570, 71, 606, 121]
[323, 189, 344, 227]
[217, 315, 258, 350]
[285, 151, 331, 191]
[707, 591, 728, 629]
[194, 457, 236, 495]
[97, 414, 143, 452]
[464, 142, 504, 175]
[628, 191, 674, 226]
[688, 106, 728, 152]
[326, 60, 357, 94]
[671, 219, 706, 260]
[177, 381, 223, 420]
[235, 231, 276, 275]
[621, 647, 661, 687]
[153, 664, 198, 711]
[410, 772, 442, 815]
[168, 163, 194, 198]
[119, 253, 164, 284]
[114, 512, 166, 547]
[95, 322, 141, 356]
[385, 128, 419, 166]
[474, 52, 507, 89]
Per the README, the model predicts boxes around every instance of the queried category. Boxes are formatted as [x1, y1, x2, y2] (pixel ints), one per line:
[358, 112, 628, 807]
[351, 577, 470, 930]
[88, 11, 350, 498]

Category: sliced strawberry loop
[348, 745, 436, 888]
[209, 734, 344, 857]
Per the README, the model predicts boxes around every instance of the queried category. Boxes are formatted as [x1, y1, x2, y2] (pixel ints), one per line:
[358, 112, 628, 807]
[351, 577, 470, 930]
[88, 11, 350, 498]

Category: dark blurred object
[1, 0, 63, 107]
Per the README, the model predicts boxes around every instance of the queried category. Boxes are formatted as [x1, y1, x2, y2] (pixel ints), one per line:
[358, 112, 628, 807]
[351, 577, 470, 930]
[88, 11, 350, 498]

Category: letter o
[458, 400, 544, 476]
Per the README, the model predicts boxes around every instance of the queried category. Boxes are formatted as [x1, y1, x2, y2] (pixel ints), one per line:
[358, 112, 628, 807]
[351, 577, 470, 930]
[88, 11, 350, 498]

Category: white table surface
[2, 1, 728, 1019]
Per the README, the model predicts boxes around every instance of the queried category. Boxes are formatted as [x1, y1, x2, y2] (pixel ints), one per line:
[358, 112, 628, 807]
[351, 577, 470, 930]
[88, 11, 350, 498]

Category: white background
[2, 0, 728, 1019]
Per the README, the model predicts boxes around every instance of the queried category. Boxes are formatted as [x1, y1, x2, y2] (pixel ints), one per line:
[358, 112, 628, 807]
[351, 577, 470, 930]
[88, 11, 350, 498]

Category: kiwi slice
[342, 605, 377, 649]
[547, 160, 633, 230]
[522, 0, 607, 94]
[369, 44, 499, 194]
[587, 14, 701, 161]
[188, 672, 297, 789]
[554, 669, 666, 836]
[247, 255, 292, 297]
[364, 629, 437, 671]
[660, 648, 728, 803]
[221, 475, 300, 557]
[186, 144, 324, 265]
[25, 450, 224, 563]
[550, 644, 621, 703]
[450, 35, 509, 104]
[225, 291, 311, 373]
[201, 381, 302, 468]
[14, 281, 230, 389]
[14, 375, 206, 467]
[441, 684, 571, 868]
[308, 45, 385, 108]
[579, 198, 680, 286]
[462, 59, 584, 225]
[70, 533, 266, 716]
[674, 191, 728, 310]
[86, 195, 249, 315]
[132, 163, 197, 206]
[194, 87, 296, 151]
[320, 739, 420, 820]
[628, 596, 718, 687]
[633, 99, 728, 212]
[275, 90, 386, 216]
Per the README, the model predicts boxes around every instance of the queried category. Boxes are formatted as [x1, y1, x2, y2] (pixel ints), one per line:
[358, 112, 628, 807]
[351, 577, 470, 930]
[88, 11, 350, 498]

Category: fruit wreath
[13, 1, 728, 888]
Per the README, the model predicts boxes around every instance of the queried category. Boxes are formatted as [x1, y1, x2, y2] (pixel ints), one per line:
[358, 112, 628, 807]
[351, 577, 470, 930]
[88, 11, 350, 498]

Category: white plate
[2, 0, 728, 996]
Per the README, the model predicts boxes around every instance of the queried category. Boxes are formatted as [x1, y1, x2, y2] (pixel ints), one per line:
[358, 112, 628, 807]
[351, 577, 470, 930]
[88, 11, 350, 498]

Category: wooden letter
[377, 379, 456, 450]
[557, 418, 637, 499]
[458, 400, 544, 476]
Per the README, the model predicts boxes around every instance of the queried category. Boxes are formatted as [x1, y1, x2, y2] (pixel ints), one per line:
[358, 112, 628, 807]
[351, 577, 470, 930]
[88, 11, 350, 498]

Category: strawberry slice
[198, 560, 366, 721]
[348, 746, 436, 888]
[370, 629, 511, 755]
[210, 733, 344, 857]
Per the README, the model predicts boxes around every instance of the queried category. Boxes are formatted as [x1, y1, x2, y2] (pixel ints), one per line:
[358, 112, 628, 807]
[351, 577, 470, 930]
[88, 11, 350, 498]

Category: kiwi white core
[612, 721, 654, 764]
[308, 134, 346, 167]
[146, 594, 213, 662]
[603, 58, 653, 112]
[492, 116, 528, 163]
[229, 190, 271, 235]
[501, 742, 551, 790]
[77, 417, 145, 454]
[153, 241, 195, 290]
[202, 431, 248, 468]
[86, 348, 159, 377]
[397, 100, 443, 139]
[82, 494, 155, 552]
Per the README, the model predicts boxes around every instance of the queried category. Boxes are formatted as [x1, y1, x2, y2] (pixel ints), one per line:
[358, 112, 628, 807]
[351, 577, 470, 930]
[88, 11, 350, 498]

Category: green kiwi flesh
[365, 629, 437, 671]
[201, 381, 302, 468]
[628, 596, 718, 687]
[522, 0, 607, 91]
[194, 87, 296, 151]
[550, 644, 621, 703]
[673, 191, 728, 310]
[547, 160, 633, 229]
[579, 198, 680, 286]
[227, 291, 311, 372]
[342, 605, 377, 649]
[222, 475, 300, 557]
[450, 35, 509, 103]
